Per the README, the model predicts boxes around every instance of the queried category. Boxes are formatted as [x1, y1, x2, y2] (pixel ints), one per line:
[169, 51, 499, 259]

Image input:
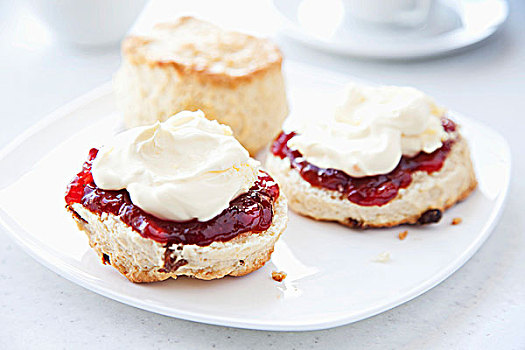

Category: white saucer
[273, 0, 508, 59]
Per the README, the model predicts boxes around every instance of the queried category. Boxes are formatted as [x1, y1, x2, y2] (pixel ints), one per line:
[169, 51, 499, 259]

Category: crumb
[373, 252, 391, 263]
[451, 217, 462, 225]
[272, 271, 287, 282]
[398, 230, 408, 240]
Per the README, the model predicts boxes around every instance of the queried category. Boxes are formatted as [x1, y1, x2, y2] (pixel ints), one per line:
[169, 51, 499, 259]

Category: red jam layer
[66, 149, 280, 247]
[270, 118, 456, 207]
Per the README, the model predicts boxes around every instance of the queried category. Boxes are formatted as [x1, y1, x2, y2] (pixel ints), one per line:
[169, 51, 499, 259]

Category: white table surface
[1, 1, 524, 349]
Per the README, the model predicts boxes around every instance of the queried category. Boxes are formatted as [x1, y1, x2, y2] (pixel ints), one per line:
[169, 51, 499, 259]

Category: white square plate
[0, 62, 510, 331]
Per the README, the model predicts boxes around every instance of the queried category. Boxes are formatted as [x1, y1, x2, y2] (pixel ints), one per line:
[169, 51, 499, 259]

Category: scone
[65, 111, 287, 283]
[266, 84, 476, 228]
[114, 16, 288, 155]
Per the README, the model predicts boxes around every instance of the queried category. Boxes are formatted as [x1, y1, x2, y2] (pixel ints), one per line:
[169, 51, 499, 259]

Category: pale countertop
[1, 1, 524, 349]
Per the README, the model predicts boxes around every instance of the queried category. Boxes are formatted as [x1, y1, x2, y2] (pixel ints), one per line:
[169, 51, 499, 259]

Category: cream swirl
[91, 110, 259, 221]
[287, 83, 448, 177]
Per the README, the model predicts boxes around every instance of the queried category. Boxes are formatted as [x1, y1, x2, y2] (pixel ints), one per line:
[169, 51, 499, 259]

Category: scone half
[266, 131, 476, 228]
[67, 195, 287, 283]
[65, 112, 288, 283]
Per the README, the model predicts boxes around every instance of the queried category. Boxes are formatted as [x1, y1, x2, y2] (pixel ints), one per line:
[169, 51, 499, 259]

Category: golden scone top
[122, 17, 282, 82]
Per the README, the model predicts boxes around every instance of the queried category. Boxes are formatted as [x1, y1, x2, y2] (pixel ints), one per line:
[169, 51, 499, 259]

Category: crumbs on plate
[272, 271, 287, 282]
[373, 251, 391, 263]
[451, 217, 462, 225]
[398, 230, 408, 240]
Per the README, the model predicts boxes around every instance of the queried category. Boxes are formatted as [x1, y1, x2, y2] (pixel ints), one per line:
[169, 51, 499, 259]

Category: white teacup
[30, 0, 148, 47]
[344, 0, 435, 27]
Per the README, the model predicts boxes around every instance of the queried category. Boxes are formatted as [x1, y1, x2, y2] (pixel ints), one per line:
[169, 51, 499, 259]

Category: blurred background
[1, 0, 524, 348]
[1, 0, 522, 149]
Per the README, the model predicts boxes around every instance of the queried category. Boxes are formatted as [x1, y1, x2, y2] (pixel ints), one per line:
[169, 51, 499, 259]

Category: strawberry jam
[270, 118, 456, 207]
[65, 149, 279, 247]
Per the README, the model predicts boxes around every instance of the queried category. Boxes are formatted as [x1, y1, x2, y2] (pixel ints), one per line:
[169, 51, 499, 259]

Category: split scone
[114, 16, 288, 155]
[266, 84, 476, 228]
[65, 111, 287, 283]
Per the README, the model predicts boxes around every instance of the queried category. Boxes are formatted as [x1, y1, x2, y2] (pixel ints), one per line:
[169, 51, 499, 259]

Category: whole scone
[114, 16, 288, 155]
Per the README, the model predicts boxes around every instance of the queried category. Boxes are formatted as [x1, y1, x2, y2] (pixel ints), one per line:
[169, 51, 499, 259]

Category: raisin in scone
[114, 16, 288, 155]
[65, 111, 287, 282]
[266, 84, 476, 228]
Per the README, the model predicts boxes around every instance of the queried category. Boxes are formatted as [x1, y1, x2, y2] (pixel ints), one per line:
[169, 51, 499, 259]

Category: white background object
[29, 0, 148, 47]
[1, 0, 524, 348]
[343, 0, 435, 27]
[273, 0, 508, 59]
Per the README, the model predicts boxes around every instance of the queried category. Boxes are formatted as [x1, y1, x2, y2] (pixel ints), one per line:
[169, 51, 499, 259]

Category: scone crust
[67, 195, 287, 283]
[122, 16, 283, 86]
[265, 138, 476, 228]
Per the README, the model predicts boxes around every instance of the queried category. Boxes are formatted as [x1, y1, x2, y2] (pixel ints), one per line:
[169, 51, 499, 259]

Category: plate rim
[0, 64, 512, 331]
